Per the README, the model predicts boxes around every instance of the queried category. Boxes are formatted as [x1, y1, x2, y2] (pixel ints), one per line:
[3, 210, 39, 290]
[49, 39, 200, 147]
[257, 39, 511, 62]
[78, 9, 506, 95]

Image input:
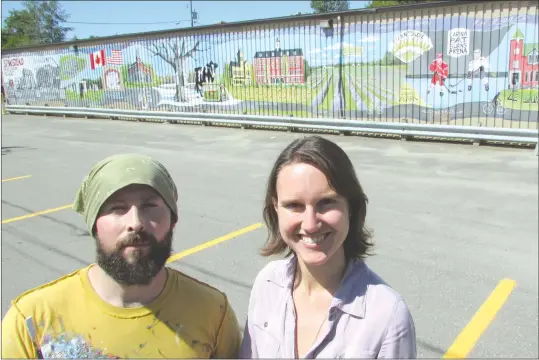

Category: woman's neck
[294, 248, 347, 296]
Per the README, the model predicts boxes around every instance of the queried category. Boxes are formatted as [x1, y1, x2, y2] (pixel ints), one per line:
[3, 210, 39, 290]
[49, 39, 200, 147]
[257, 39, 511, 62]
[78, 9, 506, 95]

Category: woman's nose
[301, 207, 321, 233]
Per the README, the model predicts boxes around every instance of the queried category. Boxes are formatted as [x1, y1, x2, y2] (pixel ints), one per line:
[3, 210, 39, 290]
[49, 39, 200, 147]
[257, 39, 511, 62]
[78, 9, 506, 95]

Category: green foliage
[310, 0, 350, 13]
[366, 0, 428, 8]
[2, 0, 73, 49]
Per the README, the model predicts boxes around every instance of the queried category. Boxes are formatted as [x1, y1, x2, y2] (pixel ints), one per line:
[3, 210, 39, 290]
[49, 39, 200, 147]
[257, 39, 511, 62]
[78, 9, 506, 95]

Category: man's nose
[126, 206, 144, 232]
[301, 207, 321, 233]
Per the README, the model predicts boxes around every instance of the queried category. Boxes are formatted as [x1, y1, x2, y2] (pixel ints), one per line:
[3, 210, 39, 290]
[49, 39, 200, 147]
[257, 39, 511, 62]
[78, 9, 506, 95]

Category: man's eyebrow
[141, 194, 162, 202]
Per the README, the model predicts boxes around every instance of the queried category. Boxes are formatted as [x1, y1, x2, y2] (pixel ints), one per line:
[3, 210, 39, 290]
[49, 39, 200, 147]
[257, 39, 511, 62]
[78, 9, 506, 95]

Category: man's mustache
[118, 231, 157, 249]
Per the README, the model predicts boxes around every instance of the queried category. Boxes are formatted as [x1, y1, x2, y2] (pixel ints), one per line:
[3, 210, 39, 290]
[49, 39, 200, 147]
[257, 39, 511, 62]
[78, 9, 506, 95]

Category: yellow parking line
[1, 202, 263, 262]
[2, 175, 32, 182]
[167, 222, 263, 264]
[2, 204, 72, 224]
[443, 278, 517, 358]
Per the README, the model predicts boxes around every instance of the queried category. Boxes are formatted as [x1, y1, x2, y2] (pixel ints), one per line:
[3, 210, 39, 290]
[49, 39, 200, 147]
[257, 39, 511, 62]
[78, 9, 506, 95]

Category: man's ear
[273, 197, 278, 212]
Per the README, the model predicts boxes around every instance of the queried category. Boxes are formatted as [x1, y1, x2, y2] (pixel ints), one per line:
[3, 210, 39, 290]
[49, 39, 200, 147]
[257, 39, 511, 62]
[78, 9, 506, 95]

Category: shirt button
[264, 321, 268, 327]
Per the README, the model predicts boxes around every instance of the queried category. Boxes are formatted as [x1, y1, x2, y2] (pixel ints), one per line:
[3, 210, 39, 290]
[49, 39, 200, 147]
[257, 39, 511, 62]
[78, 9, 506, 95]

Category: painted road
[346, 74, 367, 111]
[1, 114, 537, 358]
[310, 73, 333, 113]
[331, 72, 345, 116]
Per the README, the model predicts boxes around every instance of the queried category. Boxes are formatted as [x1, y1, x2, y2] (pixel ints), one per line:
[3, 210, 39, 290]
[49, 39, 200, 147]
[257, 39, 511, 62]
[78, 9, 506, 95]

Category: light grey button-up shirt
[239, 256, 416, 359]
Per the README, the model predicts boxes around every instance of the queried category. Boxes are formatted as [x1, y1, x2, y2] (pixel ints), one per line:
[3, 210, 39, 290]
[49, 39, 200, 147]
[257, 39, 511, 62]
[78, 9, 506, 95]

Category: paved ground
[1, 114, 538, 358]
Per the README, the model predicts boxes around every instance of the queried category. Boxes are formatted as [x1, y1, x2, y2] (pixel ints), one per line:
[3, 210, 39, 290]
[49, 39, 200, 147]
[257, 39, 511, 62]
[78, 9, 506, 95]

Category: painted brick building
[253, 39, 304, 85]
[509, 28, 539, 89]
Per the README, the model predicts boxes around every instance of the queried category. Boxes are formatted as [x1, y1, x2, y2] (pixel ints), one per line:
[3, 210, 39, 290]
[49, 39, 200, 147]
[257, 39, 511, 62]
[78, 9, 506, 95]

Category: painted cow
[193, 61, 218, 97]
[203, 61, 218, 83]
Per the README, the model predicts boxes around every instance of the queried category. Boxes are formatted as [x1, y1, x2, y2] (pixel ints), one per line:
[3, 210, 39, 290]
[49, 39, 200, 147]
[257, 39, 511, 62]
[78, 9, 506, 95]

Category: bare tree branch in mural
[147, 40, 201, 102]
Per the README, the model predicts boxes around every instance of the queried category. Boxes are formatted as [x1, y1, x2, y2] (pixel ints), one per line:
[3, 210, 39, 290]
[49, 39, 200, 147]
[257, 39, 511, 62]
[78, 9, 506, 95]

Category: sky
[1, 0, 370, 39]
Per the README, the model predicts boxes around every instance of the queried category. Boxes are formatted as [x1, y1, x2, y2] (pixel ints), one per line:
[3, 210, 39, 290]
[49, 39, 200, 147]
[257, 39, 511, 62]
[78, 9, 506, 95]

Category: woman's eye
[319, 199, 335, 206]
[285, 203, 302, 210]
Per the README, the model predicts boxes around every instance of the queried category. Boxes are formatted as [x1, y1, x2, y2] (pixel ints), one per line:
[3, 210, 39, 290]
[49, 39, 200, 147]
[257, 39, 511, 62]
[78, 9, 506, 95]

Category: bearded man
[2, 153, 242, 359]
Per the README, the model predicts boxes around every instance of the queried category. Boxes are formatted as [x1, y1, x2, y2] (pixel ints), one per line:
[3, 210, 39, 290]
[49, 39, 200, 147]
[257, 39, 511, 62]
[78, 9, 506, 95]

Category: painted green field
[499, 89, 539, 111]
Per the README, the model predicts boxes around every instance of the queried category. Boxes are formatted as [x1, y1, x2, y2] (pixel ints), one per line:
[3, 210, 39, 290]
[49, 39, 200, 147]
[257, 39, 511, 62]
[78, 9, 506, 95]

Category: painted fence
[2, 1, 538, 130]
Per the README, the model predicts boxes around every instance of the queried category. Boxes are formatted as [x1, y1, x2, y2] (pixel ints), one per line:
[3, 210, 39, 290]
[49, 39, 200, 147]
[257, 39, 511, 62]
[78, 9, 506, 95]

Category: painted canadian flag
[90, 49, 106, 69]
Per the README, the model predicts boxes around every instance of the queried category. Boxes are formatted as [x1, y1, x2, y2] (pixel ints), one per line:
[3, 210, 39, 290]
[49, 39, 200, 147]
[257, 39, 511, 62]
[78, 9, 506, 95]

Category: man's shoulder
[168, 267, 229, 305]
[10, 267, 87, 314]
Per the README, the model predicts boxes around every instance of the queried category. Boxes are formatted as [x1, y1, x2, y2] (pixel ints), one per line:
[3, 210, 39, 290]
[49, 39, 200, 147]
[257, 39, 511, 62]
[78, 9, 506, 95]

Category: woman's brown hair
[261, 135, 374, 261]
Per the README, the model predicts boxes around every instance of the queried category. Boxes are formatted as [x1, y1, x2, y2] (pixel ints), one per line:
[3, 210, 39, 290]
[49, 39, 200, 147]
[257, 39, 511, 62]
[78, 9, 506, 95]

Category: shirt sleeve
[238, 316, 257, 359]
[378, 299, 417, 359]
[213, 295, 243, 359]
[1, 303, 38, 359]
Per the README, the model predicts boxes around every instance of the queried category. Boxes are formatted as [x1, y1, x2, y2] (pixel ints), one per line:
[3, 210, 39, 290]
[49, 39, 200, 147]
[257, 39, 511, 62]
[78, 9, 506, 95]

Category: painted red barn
[509, 28, 538, 89]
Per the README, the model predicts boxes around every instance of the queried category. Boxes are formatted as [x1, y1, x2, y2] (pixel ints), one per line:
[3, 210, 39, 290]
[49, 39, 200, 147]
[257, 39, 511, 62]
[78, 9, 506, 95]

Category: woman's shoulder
[252, 257, 294, 288]
[345, 261, 409, 311]
[358, 262, 413, 320]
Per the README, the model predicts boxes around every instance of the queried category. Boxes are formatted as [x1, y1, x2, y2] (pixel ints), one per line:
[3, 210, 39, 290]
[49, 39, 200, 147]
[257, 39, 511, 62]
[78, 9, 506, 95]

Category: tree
[310, 0, 350, 13]
[1, 10, 35, 49]
[147, 40, 203, 102]
[1, 0, 73, 49]
[367, 0, 428, 8]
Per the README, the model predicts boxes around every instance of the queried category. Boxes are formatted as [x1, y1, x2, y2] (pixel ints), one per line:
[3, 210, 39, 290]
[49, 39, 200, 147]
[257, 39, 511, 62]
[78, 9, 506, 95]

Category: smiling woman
[239, 135, 417, 359]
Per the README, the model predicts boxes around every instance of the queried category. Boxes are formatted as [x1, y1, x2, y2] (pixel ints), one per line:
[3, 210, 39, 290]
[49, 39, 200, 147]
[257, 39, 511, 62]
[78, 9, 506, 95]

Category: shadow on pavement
[417, 338, 446, 356]
[2, 240, 66, 277]
[2, 225, 90, 267]
[2, 199, 90, 237]
[1, 146, 37, 156]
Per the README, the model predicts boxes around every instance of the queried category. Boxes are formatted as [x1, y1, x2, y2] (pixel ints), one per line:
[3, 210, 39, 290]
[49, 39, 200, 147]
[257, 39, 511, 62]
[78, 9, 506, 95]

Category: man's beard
[96, 229, 173, 286]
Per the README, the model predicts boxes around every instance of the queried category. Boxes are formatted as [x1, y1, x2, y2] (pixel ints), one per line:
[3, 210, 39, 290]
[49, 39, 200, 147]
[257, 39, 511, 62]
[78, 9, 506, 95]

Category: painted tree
[147, 39, 202, 102]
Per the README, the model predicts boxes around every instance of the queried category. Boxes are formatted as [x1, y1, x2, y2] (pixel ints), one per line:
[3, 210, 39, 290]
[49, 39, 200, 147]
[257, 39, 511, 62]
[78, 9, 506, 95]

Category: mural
[2, 4, 538, 127]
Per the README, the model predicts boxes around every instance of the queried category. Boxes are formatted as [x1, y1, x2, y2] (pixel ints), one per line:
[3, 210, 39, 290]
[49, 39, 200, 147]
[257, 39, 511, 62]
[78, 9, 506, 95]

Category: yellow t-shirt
[1, 264, 242, 358]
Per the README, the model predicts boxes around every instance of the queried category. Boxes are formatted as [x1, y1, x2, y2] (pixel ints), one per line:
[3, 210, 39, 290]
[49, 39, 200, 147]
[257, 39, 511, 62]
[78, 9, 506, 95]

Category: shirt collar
[266, 256, 368, 319]
[333, 259, 367, 318]
[266, 255, 296, 289]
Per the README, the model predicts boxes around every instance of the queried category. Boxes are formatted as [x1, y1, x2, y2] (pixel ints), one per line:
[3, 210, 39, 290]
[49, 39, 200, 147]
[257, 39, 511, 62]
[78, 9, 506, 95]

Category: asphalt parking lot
[1, 114, 538, 358]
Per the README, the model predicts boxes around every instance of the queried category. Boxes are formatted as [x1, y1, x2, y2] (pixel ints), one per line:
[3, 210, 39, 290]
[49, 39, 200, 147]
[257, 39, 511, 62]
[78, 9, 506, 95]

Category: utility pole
[189, 0, 198, 27]
[190, 0, 194, 27]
